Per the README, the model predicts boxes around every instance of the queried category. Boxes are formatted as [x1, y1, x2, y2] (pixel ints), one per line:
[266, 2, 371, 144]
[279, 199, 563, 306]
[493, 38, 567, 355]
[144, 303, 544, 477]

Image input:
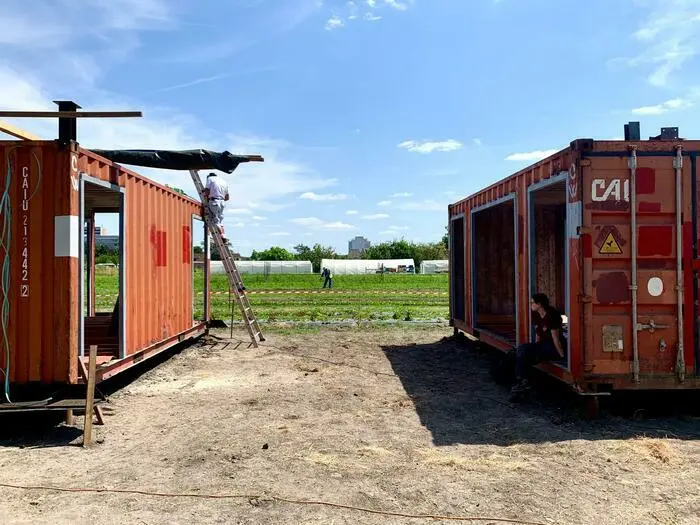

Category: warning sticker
[599, 232, 623, 254]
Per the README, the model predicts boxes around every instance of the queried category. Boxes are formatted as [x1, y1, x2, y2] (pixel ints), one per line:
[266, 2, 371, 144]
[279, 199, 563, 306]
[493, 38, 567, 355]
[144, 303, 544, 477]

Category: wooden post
[230, 286, 234, 339]
[83, 345, 97, 447]
[65, 410, 74, 425]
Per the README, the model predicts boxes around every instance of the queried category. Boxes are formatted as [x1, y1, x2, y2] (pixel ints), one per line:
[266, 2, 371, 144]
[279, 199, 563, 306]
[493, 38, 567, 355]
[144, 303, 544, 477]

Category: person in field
[203, 172, 229, 241]
[510, 293, 566, 399]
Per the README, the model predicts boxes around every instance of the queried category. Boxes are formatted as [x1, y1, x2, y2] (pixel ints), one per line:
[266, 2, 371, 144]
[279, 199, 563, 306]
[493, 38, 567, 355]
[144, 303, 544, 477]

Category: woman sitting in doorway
[510, 293, 566, 398]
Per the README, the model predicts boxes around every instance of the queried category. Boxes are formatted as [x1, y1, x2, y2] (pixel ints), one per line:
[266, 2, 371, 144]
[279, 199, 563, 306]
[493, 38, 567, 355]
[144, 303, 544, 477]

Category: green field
[93, 271, 450, 323]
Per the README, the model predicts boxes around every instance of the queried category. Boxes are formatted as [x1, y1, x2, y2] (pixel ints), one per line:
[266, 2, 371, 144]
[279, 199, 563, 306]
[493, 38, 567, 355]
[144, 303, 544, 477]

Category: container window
[82, 181, 123, 362]
[529, 180, 568, 364]
[450, 216, 465, 321]
[192, 216, 206, 322]
[472, 200, 516, 344]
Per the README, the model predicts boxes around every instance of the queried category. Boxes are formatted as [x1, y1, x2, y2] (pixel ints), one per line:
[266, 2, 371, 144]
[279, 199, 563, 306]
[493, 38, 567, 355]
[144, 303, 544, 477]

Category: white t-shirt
[205, 176, 229, 200]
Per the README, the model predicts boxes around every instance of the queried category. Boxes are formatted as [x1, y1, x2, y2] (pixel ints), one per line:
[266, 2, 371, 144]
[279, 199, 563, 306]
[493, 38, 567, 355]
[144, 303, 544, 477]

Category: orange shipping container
[0, 140, 210, 392]
[448, 124, 700, 395]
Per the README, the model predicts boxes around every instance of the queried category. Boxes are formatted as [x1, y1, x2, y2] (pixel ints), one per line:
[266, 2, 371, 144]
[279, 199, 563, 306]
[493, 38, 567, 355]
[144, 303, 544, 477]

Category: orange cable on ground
[0, 482, 555, 524]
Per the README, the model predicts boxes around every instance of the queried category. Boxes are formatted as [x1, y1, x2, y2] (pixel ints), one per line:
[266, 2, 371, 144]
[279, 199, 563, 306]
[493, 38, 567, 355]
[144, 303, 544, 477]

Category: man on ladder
[203, 172, 229, 242]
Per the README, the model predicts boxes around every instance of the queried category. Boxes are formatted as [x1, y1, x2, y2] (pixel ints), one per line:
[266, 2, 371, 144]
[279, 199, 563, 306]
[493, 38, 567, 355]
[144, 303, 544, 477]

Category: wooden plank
[83, 345, 97, 447]
[78, 358, 105, 425]
[0, 111, 142, 118]
[65, 410, 74, 425]
[0, 120, 41, 140]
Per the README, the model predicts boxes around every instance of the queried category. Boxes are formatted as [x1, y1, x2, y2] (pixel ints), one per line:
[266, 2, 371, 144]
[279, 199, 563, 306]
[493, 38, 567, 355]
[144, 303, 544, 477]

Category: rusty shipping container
[0, 140, 210, 393]
[448, 124, 700, 393]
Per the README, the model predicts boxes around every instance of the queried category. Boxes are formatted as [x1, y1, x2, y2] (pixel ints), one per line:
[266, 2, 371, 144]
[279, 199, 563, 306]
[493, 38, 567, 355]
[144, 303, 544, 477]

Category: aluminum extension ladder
[189, 169, 265, 347]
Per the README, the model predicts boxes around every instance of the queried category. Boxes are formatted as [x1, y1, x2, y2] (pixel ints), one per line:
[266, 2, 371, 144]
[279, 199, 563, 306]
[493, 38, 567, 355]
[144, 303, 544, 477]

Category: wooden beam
[0, 120, 42, 140]
[78, 357, 105, 425]
[245, 155, 265, 162]
[82, 345, 98, 447]
[0, 111, 142, 119]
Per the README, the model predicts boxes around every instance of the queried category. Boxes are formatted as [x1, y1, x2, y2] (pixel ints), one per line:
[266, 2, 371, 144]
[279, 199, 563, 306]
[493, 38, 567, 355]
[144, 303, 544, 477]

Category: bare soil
[1, 326, 699, 525]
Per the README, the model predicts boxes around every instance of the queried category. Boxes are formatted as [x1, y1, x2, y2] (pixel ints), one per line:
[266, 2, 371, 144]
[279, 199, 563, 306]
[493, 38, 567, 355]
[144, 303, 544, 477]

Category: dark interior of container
[83, 181, 123, 363]
[530, 180, 569, 356]
[472, 200, 516, 344]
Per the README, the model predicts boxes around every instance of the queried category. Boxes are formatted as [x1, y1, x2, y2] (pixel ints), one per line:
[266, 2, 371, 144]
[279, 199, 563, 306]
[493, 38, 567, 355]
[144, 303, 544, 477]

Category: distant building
[95, 235, 120, 251]
[84, 225, 107, 236]
[348, 236, 371, 258]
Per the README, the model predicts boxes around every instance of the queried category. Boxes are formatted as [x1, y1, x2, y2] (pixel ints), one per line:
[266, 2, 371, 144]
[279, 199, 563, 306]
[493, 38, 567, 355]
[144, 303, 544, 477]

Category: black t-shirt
[534, 308, 563, 345]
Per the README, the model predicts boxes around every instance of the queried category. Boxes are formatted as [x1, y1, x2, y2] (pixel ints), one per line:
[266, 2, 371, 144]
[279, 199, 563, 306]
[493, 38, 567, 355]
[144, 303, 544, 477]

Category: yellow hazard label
[599, 232, 622, 254]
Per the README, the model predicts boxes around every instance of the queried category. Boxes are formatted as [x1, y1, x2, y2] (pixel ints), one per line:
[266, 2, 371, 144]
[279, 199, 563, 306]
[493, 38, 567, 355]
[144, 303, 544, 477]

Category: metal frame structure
[449, 213, 465, 323]
[78, 173, 126, 360]
[526, 170, 571, 371]
[469, 192, 519, 345]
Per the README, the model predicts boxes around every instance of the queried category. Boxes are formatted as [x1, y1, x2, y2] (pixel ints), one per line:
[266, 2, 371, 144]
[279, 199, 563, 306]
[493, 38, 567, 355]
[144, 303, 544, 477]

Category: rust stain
[593, 272, 629, 304]
[586, 200, 630, 212]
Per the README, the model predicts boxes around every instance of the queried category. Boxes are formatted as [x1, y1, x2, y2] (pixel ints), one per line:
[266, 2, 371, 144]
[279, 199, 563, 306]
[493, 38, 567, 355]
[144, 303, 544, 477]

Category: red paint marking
[582, 234, 592, 258]
[158, 231, 167, 267]
[638, 225, 673, 257]
[635, 167, 655, 195]
[182, 225, 191, 264]
[638, 201, 661, 213]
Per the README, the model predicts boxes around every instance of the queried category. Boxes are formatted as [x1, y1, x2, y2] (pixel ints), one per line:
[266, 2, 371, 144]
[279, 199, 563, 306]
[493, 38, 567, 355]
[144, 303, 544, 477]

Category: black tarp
[90, 149, 261, 174]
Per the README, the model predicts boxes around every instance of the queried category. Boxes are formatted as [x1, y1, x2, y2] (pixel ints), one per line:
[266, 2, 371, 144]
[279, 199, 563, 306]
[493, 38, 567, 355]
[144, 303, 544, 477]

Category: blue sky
[2, 0, 700, 256]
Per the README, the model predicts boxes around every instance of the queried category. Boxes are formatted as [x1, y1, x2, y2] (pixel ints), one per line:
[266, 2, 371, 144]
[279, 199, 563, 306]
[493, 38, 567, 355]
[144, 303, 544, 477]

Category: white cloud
[505, 149, 559, 162]
[388, 225, 410, 231]
[378, 200, 392, 206]
[444, 191, 457, 196]
[394, 199, 444, 211]
[398, 139, 463, 154]
[346, 210, 359, 215]
[291, 217, 355, 230]
[270, 232, 291, 237]
[384, 0, 408, 10]
[367, 0, 376, 6]
[391, 192, 412, 198]
[252, 215, 267, 221]
[226, 207, 254, 215]
[228, 222, 245, 228]
[472, 138, 482, 146]
[632, 97, 693, 115]
[624, 0, 700, 87]
[325, 15, 344, 30]
[364, 12, 382, 21]
[300, 192, 348, 201]
[361, 213, 390, 220]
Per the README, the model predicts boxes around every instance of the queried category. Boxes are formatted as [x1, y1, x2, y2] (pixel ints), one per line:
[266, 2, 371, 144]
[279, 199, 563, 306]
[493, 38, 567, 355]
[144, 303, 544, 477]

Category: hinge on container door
[579, 159, 592, 167]
[580, 294, 593, 304]
[636, 319, 670, 333]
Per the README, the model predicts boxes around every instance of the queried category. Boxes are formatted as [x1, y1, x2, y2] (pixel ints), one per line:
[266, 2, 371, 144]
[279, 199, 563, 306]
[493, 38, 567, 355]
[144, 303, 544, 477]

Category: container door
[583, 149, 691, 384]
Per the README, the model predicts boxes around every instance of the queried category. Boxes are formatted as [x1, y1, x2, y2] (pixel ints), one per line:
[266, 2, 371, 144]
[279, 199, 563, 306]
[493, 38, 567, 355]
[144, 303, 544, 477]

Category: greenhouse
[320, 259, 416, 275]
[420, 260, 449, 274]
[209, 260, 313, 275]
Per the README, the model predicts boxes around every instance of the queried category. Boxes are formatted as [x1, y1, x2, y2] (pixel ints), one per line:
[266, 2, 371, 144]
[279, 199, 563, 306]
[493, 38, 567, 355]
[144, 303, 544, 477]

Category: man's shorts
[208, 199, 225, 226]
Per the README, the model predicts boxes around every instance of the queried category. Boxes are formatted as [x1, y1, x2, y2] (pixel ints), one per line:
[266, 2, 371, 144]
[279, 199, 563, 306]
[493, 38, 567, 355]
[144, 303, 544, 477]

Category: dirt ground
[1, 325, 700, 525]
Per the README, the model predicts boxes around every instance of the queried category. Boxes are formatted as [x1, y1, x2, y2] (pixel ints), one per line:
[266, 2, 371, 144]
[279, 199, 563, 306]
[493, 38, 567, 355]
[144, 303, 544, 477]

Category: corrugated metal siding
[0, 141, 205, 387]
[76, 148, 202, 358]
[0, 142, 77, 384]
[449, 138, 700, 390]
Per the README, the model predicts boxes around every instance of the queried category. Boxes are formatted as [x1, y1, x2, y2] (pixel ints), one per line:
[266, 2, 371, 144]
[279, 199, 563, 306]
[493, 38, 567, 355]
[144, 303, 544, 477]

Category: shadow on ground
[382, 335, 700, 446]
[0, 337, 213, 449]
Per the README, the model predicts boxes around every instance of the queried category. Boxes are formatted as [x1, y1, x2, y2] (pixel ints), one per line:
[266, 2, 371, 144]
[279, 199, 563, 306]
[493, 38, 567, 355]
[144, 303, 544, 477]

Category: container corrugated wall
[0, 141, 206, 387]
[75, 148, 203, 358]
[0, 141, 78, 384]
[448, 137, 700, 391]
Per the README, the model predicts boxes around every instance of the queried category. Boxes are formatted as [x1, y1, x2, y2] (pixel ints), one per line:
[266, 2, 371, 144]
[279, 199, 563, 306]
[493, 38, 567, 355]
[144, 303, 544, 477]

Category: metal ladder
[189, 169, 265, 347]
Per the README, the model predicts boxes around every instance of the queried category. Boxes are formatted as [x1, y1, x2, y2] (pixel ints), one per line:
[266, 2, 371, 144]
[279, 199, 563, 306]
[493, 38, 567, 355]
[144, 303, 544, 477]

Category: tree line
[250, 237, 448, 273]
